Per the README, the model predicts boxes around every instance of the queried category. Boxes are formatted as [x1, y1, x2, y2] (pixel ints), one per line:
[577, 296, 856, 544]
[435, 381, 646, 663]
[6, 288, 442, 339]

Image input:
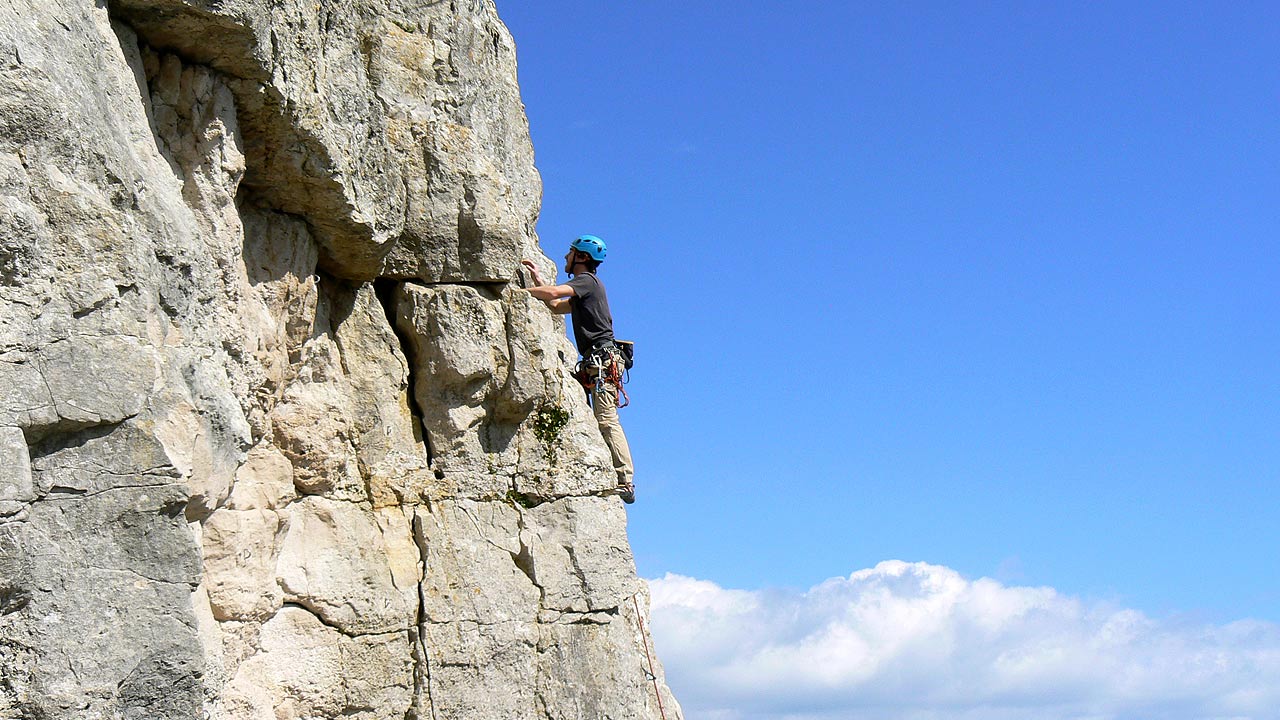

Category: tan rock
[201, 508, 284, 621]
[330, 283, 436, 506]
[276, 497, 417, 635]
[233, 607, 346, 719]
[527, 496, 641, 615]
[226, 443, 296, 511]
[269, 369, 364, 500]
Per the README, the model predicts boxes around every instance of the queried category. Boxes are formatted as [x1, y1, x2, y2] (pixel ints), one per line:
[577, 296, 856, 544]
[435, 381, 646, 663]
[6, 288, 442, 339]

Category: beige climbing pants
[586, 361, 634, 485]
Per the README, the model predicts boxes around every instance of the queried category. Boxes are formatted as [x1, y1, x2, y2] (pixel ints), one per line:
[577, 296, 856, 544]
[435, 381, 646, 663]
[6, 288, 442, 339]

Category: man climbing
[521, 235, 635, 504]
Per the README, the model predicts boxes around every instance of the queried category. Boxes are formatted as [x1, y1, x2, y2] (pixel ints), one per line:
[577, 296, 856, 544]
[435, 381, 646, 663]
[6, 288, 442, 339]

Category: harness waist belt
[587, 340, 618, 357]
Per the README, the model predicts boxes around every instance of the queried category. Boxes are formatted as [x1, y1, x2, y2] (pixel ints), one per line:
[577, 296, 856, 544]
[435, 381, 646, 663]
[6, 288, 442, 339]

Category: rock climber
[521, 235, 635, 504]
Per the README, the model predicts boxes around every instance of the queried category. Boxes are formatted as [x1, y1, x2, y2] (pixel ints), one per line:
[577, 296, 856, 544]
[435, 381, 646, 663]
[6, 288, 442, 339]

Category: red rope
[574, 354, 629, 408]
[607, 357, 629, 408]
[632, 593, 669, 720]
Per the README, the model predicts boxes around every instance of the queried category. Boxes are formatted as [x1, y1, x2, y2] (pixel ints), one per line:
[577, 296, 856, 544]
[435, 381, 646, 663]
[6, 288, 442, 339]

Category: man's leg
[592, 381, 634, 487]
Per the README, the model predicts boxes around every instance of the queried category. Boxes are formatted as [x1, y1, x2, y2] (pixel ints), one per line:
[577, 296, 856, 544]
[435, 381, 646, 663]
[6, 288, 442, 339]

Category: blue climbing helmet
[570, 234, 607, 263]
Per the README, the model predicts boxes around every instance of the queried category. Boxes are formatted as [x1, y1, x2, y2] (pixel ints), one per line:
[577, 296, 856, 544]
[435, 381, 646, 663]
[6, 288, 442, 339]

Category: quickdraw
[574, 349, 630, 408]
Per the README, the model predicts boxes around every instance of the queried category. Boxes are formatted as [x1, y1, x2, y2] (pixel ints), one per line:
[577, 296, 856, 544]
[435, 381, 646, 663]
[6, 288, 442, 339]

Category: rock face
[0, 1, 681, 718]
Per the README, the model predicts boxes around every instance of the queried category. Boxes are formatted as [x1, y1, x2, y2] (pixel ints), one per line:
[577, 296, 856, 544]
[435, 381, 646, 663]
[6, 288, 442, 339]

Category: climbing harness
[573, 344, 630, 408]
[632, 593, 669, 720]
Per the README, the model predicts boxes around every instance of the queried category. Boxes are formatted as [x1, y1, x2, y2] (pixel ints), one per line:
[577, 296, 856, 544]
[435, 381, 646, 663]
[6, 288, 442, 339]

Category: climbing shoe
[618, 481, 635, 505]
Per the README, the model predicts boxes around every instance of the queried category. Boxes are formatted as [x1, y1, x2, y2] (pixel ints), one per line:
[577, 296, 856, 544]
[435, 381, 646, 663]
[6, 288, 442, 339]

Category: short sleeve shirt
[565, 273, 614, 356]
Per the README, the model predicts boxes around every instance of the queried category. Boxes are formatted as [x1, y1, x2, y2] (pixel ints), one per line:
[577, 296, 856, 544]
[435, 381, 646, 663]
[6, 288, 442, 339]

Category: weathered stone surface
[0, 428, 33, 514]
[0, 0, 682, 717]
[269, 368, 365, 499]
[407, 496, 663, 717]
[225, 606, 413, 719]
[329, 282, 437, 506]
[527, 496, 640, 615]
[202, 507, 284, 621]
[416, 499, 540, 626]
[276, 497, 418, 635]
[152, 358, 254, 522]
[537, 604, 680, 720]
[396, 282, 616, 500]
[0, 335, 158, 442]
[225, 443, 296, 511]
[0, 435, 201, 719]
[108, 0, 542, 284]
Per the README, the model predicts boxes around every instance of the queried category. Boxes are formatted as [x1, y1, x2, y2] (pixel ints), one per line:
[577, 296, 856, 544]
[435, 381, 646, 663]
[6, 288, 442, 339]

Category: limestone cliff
[0, 0, 681, 717]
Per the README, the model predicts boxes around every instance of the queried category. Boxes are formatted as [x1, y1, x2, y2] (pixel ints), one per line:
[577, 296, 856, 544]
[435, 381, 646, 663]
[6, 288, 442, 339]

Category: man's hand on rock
[520, 260, 544, 287]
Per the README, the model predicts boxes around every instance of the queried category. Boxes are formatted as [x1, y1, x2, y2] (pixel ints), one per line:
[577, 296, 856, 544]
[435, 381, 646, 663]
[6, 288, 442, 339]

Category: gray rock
[0, 0, 682, 716]
[0, 427, 33, 509]
[526, 496, 641, 615]
[0, 336, 157, 443]
[1, 429, 201, 719]
[109, 0, 542, 284]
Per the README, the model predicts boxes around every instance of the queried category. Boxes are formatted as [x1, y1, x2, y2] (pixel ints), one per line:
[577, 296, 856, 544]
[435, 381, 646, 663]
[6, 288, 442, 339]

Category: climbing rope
[632, 593, 669, 720]
[574, 350, 629, 408]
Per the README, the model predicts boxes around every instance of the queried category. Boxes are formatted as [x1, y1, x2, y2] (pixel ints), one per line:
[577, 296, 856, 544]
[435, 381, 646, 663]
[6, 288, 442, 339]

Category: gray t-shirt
[566, 272, 614, 356]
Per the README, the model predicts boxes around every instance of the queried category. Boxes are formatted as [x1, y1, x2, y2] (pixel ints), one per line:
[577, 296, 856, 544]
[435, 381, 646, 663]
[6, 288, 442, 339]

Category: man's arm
[521, 260, 575, 314]
[527, 285, 574, 314]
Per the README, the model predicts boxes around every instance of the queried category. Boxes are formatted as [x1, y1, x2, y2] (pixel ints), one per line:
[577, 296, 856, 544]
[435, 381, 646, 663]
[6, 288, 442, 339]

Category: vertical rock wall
[0, 0, 681, 718]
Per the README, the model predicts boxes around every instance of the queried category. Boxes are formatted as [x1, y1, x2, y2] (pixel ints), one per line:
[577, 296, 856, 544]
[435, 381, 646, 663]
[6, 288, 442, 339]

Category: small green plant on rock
[506, 487, 536, 509]
[531, 402, 571, 466]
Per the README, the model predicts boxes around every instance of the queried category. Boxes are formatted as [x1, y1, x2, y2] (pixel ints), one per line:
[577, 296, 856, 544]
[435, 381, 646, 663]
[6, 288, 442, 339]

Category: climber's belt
[586, 340, 619, 364]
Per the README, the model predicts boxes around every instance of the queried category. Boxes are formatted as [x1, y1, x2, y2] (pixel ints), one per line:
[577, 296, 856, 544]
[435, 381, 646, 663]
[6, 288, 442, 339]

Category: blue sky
[498, 4, 1278, 713]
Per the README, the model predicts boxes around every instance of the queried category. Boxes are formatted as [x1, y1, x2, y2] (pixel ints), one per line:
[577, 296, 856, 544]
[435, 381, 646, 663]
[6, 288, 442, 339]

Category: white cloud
[648, 561, 1280, 720]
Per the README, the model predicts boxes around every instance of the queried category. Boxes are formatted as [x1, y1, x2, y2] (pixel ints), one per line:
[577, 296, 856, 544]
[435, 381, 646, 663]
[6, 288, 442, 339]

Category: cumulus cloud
[648, 561, 1280, 720]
